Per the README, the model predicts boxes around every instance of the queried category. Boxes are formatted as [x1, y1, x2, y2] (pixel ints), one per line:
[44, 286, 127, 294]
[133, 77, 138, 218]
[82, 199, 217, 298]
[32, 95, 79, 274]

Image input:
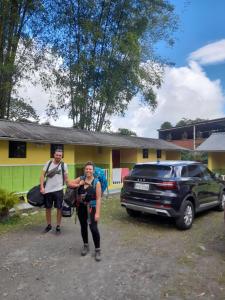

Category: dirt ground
[0, 197, 225, 300]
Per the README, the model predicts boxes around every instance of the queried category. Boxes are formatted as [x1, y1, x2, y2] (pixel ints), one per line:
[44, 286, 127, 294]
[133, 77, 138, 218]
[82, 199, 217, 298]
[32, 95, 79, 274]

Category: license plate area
[134, 182, 150, 191]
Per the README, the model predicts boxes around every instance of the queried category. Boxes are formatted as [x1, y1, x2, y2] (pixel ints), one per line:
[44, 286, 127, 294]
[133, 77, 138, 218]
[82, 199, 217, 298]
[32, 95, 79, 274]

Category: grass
[0, 209, 47, 235]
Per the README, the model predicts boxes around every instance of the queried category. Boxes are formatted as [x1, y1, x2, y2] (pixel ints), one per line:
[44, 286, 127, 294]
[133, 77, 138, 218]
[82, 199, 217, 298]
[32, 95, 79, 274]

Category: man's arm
[40, 170, 46, 194]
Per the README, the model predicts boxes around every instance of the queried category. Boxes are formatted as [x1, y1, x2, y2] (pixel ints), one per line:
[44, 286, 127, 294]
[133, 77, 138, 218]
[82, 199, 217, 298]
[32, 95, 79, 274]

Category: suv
[121, 161, 225, 230]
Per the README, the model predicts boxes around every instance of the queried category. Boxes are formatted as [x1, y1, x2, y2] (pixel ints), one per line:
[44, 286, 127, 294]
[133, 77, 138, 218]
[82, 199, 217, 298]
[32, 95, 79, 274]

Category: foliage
[0, 0, 46, 119]
[160, 121, 173, 129]
[0, 188, 19, 219]
[43, 0, 177, 131]
[9, 98, 39, 121]
[181, 151, 208, 164]
[175, 118, 207, 128]
[117, 128, 137, 136]
[160, 118, 208, 129]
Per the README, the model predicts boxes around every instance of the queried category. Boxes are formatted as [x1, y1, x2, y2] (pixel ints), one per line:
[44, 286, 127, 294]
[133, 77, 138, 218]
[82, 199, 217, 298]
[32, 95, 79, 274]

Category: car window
[181, 166, 189, 177]
[187, 165, 203, 178]
[131, 165, 173, 178]
[200, 165, 214, 179]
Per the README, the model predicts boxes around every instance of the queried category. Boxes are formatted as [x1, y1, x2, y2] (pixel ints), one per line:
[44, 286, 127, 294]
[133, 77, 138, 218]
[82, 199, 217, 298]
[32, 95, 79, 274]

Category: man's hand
[40, 186, 45, 194]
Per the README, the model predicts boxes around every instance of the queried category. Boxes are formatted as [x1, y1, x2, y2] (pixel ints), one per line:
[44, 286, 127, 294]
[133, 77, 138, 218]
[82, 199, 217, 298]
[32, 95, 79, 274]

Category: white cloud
[189, 39, 225, 65]
[18, 42, 225, 137]
[110, 61, 225, 138]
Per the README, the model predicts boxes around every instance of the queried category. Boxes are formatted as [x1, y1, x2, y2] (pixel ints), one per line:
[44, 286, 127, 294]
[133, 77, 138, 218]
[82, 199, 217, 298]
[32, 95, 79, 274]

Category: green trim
[0, 164, 75, 193]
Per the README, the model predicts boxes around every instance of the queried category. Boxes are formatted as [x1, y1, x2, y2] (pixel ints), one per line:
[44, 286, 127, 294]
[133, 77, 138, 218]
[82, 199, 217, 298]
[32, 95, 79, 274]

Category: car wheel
[126, 208, 141, 217]
[175, 200, 194, 230]
[216, 191, 225, 211]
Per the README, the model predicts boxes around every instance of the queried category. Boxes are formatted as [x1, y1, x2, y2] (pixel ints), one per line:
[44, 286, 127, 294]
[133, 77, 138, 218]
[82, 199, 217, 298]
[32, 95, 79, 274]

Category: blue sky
[19, 0, 225, 137]
[158, 0, 225, 88]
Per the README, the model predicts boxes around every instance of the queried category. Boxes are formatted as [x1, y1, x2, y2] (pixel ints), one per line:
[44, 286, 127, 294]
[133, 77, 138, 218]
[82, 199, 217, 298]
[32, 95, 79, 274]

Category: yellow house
[197, 132, 225, 173]
[0, 120, 184, 194]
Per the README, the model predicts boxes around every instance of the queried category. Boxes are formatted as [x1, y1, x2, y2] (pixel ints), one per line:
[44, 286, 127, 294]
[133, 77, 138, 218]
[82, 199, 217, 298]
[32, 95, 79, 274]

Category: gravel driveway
[0, 197, 225, 300]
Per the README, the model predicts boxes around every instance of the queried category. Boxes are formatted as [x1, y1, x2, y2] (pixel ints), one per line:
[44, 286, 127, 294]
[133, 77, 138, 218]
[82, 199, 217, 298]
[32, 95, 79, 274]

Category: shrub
[0, 188, 19, 221]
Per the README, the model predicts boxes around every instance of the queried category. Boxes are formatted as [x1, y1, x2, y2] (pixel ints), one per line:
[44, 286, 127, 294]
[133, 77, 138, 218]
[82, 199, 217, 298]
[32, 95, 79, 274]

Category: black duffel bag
[61, 201, 74, 217]
[63, 187, 78, 207]
[27, 185, 45, 207]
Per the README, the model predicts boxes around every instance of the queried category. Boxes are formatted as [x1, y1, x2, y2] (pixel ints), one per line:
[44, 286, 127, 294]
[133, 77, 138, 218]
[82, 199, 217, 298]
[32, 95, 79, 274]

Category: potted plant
[0, 188, 19, 221]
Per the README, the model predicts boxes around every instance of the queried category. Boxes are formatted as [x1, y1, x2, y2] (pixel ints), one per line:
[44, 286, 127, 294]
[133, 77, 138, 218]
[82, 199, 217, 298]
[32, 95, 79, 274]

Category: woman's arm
[95, 181, 102, 222]
[68, 177, 83, 188]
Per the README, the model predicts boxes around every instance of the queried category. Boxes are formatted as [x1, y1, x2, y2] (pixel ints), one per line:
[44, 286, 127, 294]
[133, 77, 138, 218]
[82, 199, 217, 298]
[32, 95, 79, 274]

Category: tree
[45, 0, 177, 131]
[117, 128, 137, 136]
[160, 121, 173, 129]
[175, 118, 207, 127]
[9, 98, 39, 121]
[0, 0, 46, 119]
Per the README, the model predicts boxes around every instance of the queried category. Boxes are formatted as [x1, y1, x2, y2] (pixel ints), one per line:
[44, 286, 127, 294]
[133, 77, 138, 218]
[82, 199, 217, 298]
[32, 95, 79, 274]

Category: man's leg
[54, 190, 63, 233]
[46, 208, 52, 225]
[56, 208, 62, 226]
[43, 193, 53, 232]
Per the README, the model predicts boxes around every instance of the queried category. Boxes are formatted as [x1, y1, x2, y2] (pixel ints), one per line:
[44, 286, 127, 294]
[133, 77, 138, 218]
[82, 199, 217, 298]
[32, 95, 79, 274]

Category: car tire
[175, 200, 194, 230]
[216, 191, 225, 211]
[126, 208, 141, 217]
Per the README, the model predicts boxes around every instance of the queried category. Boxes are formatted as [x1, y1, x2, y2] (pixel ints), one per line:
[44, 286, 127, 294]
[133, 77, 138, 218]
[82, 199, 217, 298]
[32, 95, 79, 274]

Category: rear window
[131, 165, 173, 178]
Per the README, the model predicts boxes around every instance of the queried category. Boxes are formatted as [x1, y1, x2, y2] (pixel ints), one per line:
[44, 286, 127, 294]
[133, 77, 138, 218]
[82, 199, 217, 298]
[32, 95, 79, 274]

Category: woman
[68, 161, 102, 261]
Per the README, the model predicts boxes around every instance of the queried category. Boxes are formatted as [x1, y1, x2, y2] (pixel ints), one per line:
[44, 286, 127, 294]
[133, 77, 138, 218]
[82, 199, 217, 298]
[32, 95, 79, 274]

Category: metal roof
[0, 119, 186, 150]
[197, 132, 225, 152]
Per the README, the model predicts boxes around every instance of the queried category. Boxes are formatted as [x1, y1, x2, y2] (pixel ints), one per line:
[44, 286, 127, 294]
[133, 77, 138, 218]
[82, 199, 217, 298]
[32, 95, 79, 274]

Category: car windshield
[131, 165, 173, 178]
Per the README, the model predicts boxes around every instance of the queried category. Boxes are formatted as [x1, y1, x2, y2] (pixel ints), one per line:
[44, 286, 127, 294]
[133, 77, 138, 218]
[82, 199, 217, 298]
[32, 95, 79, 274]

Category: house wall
[165, 151, 181, 160]
[120, 149, 137, 169]
[137, 149, 166, 163]
[0, 141, 75, 193]
[208, 152, 225, 173]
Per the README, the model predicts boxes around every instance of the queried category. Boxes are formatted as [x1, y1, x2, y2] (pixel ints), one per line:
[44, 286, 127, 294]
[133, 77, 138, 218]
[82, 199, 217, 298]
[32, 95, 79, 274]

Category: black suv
[121, 161, 225, 230]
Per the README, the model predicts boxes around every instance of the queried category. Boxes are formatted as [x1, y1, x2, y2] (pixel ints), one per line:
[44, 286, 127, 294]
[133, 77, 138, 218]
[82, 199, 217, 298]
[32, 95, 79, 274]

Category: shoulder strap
[44, 160, 52, 177]
[92, 178, 99, 190]
[61, 162, 65, 185]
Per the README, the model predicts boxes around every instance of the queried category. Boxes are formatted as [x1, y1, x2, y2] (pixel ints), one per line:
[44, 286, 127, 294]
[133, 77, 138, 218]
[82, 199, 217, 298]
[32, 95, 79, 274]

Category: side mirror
[214, 173, 222, 180]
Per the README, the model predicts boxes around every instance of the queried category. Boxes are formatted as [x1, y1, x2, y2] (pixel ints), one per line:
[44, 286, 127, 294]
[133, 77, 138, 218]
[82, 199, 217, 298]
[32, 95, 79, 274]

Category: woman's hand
[95, 212, 100, 222]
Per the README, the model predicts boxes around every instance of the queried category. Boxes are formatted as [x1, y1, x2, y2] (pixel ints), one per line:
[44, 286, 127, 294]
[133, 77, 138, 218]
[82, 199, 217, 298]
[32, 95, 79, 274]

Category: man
[40, 149, 68, 234]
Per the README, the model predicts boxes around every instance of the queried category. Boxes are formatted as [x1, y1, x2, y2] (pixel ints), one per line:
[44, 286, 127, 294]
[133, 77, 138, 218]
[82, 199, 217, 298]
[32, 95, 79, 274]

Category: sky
[19, 0, 225, 138]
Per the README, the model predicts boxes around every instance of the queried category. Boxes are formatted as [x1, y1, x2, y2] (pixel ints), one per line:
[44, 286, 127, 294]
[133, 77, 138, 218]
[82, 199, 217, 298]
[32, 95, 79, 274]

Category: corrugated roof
[0, 119, 186, 150]
[197, 132, 225, 152]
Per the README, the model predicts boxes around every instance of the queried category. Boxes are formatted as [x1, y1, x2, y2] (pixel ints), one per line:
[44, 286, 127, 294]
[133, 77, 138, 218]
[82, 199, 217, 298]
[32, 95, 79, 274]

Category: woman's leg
[77, 204, 88, 244]
[89, 207, 100, 249]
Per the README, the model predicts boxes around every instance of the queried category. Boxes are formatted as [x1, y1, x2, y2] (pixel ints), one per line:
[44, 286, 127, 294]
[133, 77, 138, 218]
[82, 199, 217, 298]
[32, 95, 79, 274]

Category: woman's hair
[84, 161, 95, 170]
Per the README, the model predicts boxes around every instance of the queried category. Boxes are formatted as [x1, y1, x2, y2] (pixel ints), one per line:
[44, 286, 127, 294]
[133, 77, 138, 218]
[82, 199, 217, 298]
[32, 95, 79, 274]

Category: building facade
[0, 120, 184, 194]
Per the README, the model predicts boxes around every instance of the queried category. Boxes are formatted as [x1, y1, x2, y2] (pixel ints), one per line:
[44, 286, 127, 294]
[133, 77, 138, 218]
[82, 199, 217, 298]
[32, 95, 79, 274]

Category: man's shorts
[44, 190, 63, 209]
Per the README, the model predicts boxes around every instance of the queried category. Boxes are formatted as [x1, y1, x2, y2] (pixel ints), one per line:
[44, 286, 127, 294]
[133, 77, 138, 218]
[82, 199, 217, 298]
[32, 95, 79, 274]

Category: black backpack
[63, 187, 78, 207]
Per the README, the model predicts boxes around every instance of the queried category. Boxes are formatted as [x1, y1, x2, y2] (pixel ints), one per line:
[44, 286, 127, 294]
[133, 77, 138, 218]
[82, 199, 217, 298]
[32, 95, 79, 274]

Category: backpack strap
[92, 178, 99, 190]
[44, 160, 52, 177]
[61, 161, 65, 185]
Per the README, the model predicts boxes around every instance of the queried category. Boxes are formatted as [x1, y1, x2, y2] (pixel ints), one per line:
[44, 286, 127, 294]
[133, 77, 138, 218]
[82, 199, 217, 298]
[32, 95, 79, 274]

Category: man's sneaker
[43, 224, 52, 233]
[81, 244, 89, 256]
[95, 249, 101, 262]
[56, 225, 61, 234]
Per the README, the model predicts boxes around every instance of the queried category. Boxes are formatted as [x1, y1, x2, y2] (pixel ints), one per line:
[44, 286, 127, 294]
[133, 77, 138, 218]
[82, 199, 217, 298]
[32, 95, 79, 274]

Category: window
[142, 149, 148, 159]
[187, 164, 203, 178]
[50, 144, 64, 158]
[131, 165, 173, 178]
[156, 149, 162, 159]
[9, 141, 26, 158]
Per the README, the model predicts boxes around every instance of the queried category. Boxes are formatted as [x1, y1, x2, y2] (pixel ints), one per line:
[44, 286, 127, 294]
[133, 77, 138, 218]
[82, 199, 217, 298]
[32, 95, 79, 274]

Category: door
[112, 150, 120, 168]
[200, 165, 220, 203]
[187, 164, 210, 206]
